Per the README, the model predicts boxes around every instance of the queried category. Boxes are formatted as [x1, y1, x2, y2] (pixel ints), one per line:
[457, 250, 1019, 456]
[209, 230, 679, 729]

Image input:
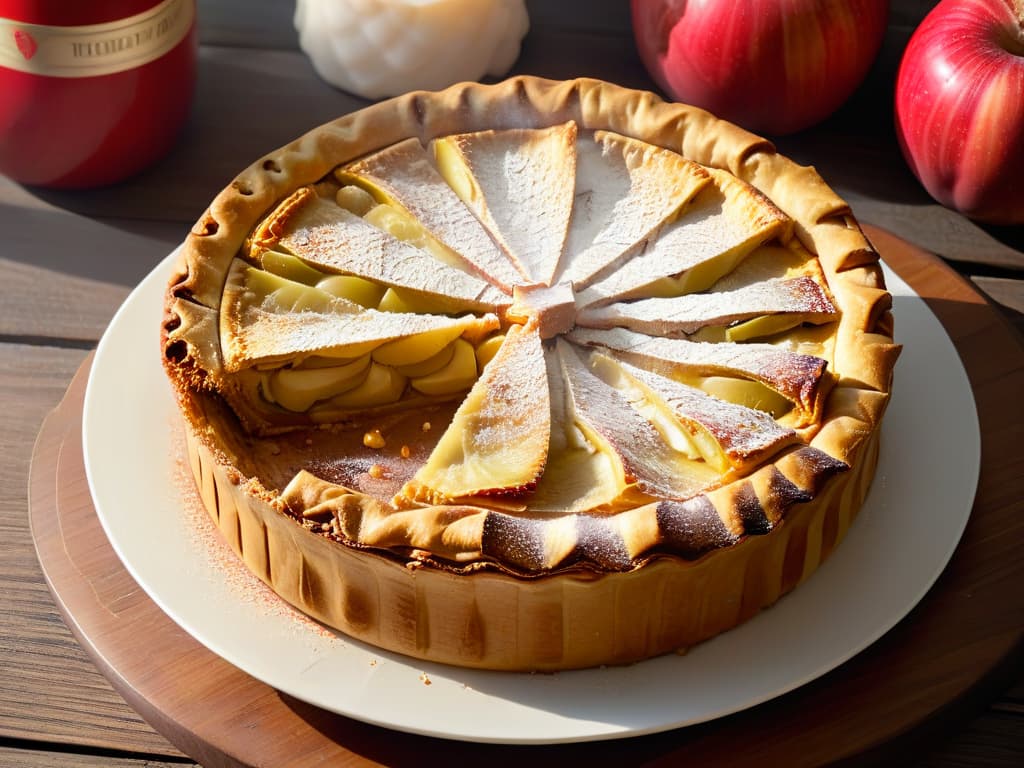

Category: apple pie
[162, 76, 900, 671]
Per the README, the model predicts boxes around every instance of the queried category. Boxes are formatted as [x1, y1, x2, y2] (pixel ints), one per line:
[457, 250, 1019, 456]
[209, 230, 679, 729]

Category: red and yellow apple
[630, 0, 890, 135]
[895, 0, 1024, 225]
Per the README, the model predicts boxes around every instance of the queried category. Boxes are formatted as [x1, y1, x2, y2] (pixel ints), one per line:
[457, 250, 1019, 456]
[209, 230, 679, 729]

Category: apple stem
[1016, 0, 1024, 26]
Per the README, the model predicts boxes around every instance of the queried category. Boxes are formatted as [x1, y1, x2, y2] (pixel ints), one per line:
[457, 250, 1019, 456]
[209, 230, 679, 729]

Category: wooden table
[3, 1, 1022, 766]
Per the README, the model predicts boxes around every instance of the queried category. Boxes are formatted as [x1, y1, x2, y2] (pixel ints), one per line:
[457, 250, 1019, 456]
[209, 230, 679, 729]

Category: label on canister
[0, 0, 194, 78]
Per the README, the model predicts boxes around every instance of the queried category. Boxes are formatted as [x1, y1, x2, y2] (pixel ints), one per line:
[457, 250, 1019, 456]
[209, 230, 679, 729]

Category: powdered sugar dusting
[282, 194, 507, 309]
[343, 137, 525, 290]
[577, 169, 784, 306]
[557, 341, 714, 501]
[578, 275, 836, 336]
[408, 323, 549, 498]
[617, 360, 798, 464]
[561, 131, 708, 288]
[168, 424, 343, 645]
[569, 326, 827, 415]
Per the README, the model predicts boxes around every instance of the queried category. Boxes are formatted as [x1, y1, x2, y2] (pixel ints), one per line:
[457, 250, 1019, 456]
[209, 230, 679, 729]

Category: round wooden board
[29, 225, 1024, 767]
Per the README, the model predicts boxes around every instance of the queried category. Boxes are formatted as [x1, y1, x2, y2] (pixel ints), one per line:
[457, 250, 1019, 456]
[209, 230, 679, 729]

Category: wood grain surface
[25, 226, 1024, 768]
[2, 1, 1022, 765]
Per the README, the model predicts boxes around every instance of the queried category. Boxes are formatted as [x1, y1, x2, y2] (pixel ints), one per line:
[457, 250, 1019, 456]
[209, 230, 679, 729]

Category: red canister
[0, 0, 197, 188]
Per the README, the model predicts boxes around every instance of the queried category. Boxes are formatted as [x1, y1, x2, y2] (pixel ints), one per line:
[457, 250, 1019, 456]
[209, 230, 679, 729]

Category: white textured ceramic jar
[294, 0, 529, 99]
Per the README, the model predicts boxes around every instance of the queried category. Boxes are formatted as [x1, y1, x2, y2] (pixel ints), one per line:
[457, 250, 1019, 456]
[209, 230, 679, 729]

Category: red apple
[631, 0, 890, 135]
[895, 0, 1024, 225]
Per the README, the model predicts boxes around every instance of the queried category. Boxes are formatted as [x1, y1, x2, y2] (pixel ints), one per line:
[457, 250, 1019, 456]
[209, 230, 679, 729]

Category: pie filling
[199, 121, 852, 553]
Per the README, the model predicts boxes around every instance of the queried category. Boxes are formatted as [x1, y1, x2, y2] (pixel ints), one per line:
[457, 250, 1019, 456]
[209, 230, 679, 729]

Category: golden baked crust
[161, 76, 900, 670]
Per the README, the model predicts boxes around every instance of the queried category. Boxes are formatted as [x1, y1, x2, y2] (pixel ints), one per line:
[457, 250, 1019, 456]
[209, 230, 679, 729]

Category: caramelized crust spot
[656, 495, 738, 559]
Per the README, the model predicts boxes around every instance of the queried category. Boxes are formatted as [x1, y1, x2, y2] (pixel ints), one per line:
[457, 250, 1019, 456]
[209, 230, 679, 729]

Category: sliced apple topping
[709, 241, 814, 288]
[474, 333, 505, 371]
[373, 286, 456, 315]
[433, 122, 577, 286]
[407, 338, 479, 396]
[577, 275, 837, 337]
[568, 326, 830, 427]
[265, 354, 372, 411]
[257, 250, 388, 309]
[591, 355, 801, 473]
[575, 168, 792, 307]
[391, 342, 455, 378]
[359, 202, 494, 293]
[528, 345, 642, 513]
[324, 361, 407, 408]
[370, 324, 467, 367]
[556, 341, 720, 501]
[258, 249, 326, 286]
[249, 186, 507, 313]
[314, 274, 387, 309]
[221, 257, 499, 372]
[399, 323, 550, 504]
[257, 333, 499, 414]
[230, 263, 351, 316]
[698, 376, 793, 417]
[560, 130, 712, 289]
[337, 138, 526, 290]
[334, 184, 376, 216]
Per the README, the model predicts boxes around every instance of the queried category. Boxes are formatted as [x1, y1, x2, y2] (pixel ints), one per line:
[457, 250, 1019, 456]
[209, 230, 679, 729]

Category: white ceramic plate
[83, 251, 980, 744]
